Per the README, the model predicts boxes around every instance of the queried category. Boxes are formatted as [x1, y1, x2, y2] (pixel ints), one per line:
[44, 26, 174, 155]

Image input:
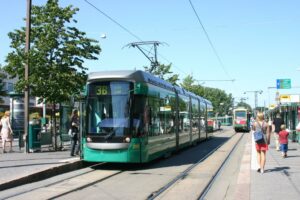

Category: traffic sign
[276, 79, 291, 89]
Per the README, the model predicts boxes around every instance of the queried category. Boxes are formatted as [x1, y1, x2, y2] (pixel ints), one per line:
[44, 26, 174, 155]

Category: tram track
[147, 142, 225, 200]
[1, 162, 126, 200]
[148, 131, 245, 200]
[197, 132, 245, 200]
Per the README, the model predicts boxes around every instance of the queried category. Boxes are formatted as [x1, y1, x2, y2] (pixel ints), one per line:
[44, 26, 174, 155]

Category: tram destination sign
[276, 79, 291, 89]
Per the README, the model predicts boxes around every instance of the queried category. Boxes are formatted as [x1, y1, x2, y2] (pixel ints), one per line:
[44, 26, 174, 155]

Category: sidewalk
[0, 139, 81, 191]
[250, 135, 300, 199]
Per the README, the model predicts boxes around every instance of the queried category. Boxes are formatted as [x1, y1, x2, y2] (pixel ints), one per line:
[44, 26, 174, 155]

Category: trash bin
[28, 124, 41, 152]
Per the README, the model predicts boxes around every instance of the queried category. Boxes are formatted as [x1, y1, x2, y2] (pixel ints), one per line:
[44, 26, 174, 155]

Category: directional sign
[276, 79, 291, 89]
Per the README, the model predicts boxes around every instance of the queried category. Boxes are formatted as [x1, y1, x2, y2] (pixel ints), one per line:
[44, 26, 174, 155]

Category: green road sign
[276, 79, 291, 89]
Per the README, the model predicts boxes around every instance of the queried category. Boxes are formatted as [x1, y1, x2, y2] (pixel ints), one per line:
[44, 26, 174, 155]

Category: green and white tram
[81, 70, 213, 163]
[233, 107, 251, 132]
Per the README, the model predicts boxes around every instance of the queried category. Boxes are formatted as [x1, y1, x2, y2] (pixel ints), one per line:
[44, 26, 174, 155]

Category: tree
[181, 74, 195, 91]
[144, 63, 179, 85]
[4, 0, 100, 103]
[4, 0, 101, 148]
[181, 75, 234, 116]
[236, 102, 252, 112]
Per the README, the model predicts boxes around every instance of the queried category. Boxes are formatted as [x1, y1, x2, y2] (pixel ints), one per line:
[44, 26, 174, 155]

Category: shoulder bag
[254, 122, 265, 144]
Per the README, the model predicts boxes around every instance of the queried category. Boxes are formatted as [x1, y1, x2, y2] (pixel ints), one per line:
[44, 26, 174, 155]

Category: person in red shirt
[279, 124, 289, 158]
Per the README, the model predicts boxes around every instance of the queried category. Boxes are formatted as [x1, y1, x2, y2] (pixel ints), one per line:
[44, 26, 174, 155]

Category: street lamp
[100, 33, 106, 39]
[219, 102, 224, 116]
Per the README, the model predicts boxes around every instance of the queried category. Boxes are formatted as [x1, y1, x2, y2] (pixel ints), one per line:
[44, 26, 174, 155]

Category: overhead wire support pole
[124, 41, 164, 73]
[24, 0, 32, 153]
[244, 90, 263, 110]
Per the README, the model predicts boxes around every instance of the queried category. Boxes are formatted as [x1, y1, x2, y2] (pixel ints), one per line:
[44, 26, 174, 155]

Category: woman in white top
[0, 111, 13, 153]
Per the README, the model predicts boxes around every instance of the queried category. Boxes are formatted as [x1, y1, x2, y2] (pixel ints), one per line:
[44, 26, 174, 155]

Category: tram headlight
[125, 137, 131, 143]
[87, 137, 92, 142]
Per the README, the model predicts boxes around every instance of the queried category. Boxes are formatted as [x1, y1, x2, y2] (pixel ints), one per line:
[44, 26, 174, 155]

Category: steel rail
[198, 132, 245, 200]
[147, 137, 231, 200]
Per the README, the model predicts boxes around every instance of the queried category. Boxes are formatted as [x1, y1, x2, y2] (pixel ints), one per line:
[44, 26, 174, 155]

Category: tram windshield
[87, 81, 133, 141]
[207, 110, 214, 118]
[235, 111, 246, 119]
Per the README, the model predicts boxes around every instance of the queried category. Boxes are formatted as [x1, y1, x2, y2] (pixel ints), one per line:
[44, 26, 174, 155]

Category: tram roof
[88, 70, 210, 103]
[173, 86, 206, 102]
[233, 107, 248, 111]
[88, 70, 174, 90]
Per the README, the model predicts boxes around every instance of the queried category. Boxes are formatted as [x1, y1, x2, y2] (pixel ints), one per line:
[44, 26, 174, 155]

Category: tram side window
[200, 102, 206, 132]
[148, 97, 161, 137]
[167, 96, 176, 135]
[158, 94, 176, 135]
[191, 99, 200, 134]
[178, 95, 190, 133]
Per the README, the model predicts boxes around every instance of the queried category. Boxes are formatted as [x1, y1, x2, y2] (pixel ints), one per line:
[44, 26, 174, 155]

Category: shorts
[256, 143, 269, 151]
[280, 144, 288, 153]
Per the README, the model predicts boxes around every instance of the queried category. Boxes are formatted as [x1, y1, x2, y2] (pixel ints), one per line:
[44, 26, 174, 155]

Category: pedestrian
[272, 113, 284, 151]
[278, 124, 289, 158]
[70, 109, 79, 156]
[253, 112, 270, 174]
[250, 117, 255, 131]
[267, 117, 273, 135]
[0, 111, 13, 153]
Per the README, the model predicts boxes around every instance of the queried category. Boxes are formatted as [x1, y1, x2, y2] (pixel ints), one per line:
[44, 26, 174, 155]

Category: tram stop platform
[0, 139, 81, 191]
[248, 133, 300, 200]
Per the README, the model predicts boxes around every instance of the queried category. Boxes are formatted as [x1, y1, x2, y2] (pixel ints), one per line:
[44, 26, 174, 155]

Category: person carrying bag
[253, 112, 270, 174]
[254, 121, 266, 144]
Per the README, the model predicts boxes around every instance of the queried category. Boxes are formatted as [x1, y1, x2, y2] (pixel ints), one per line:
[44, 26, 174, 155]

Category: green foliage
[181, 75, 234, 116]
[4, 0, 101, 104]
[144, 63, 179, 85]
[181, 75, 195, 91]
[237, 102, 252, 112]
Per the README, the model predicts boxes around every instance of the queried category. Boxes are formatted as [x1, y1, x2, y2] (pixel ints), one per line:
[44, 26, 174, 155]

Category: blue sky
[1, 0, 300, 108]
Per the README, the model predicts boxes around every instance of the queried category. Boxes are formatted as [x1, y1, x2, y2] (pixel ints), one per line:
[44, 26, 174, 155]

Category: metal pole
[244, 90, 263, 114]
[254, 91, 258, 109]
[24, 0, 32, 153]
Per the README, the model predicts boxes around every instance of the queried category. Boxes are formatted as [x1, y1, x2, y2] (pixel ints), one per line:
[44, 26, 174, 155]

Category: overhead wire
[84, 0, 240, 105]
[83, 0, 143, 41]
[83, 0, 189, 77]
[84, 0, 236, 86]
[188, 0, 232, 79]
[188, 0, 241, 100]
